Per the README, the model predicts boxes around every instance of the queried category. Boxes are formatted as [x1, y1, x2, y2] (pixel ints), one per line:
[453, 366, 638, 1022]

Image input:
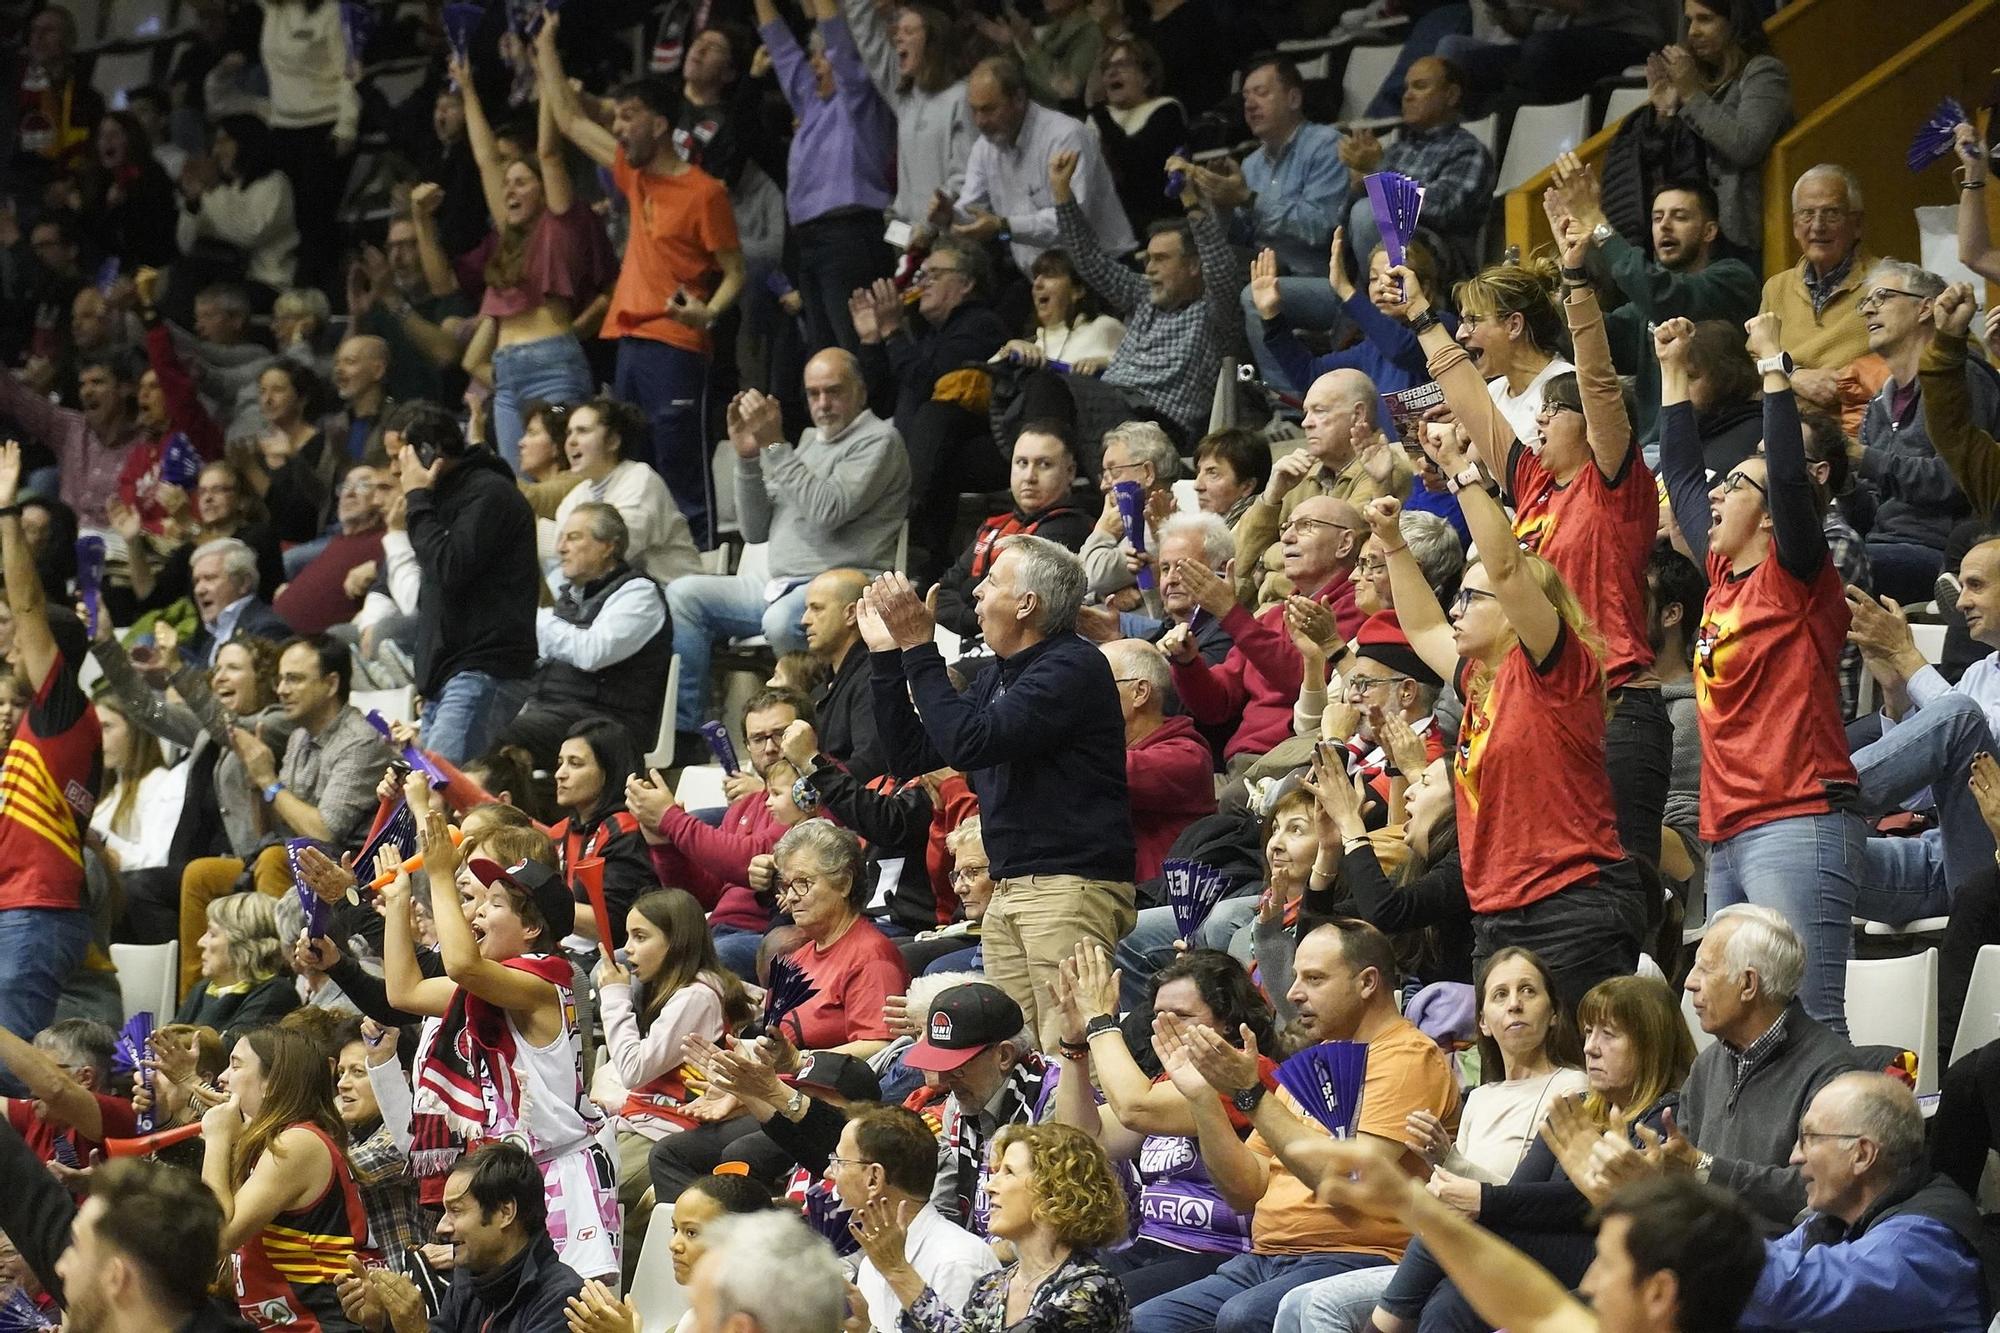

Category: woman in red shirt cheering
[1366, 413, 1648, 1008]
[1656, 313, 1861, 1033]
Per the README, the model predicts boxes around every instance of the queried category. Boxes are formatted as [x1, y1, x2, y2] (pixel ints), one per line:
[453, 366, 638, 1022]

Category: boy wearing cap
[381, 779, 620, 1286]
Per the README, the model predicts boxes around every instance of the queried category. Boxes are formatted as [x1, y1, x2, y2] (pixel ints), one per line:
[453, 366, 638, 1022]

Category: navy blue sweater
[870, 635, 1135, 882]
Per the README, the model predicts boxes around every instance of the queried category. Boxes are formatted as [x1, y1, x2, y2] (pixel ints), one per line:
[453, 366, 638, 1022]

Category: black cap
[791, 1051, 882, 1103]
[904, 984, 1025, 1072]
[468, 856, 576, 942]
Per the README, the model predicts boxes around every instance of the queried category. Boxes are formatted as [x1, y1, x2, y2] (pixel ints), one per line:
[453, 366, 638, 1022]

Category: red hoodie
[1172, 576, 1358, 762]
[116, 322, 222, 532]
[646, 793, 788, 933]
[1126, 714, 1217, 880]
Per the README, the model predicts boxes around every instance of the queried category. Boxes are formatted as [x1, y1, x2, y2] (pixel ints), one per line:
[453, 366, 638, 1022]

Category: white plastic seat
[676, 764, 732, 811]
[1172, 479, 1201, 515]
[111, 941, 179, 1022]
[1912, 622, 1948, 664]
[934, 625, 964, 662]
[1601, 84, 1649, 131]
[1846, 948, 1940, 1095]
[1462, 114, 1497, 156]
[1951, 944, 2000, 1066]
[351, 686, 417, 726]
[645, 656, 683, 769]
[1340, 43, 1402, 122]
[625, 1198, 690, 1332]
[1495, 97, 1591, 196]
[1682, 988, 1716, 1055]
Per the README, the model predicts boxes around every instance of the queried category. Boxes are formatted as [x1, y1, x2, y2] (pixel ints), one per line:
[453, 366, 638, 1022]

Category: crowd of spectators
[10, 0, 2000, 1330]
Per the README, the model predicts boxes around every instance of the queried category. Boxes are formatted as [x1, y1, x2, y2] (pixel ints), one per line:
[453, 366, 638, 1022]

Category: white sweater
[548, 460, 705, 586]
[258, 0, 360, 140]
[177, 172, 299, 289]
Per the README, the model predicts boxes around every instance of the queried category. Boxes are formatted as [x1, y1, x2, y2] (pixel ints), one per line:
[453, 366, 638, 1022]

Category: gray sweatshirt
[736, 409, 912, 582]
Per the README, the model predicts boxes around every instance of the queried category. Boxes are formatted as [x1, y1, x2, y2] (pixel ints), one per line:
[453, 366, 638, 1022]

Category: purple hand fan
[113, 1013, 155, 1133]
[760, 954, 819, 1039]
[1164, 143, 1189, 199]
[442, 2, 483, 90]
[0, 1289, 54, 1333]
[1274, 1040, 1369, 1138]
[366, 710, 447, 787]
[74, 536, 105, 638]
[802, 1180, 859, 1256]
[1910, 96, 1971, 173]
[353, 798, 418, 901]
[1364, 171, 1425, 295]
[159, 431, 202, 489]
[1004, 348, 1071, 373]
[698, 720, 741, 774]
[288, 838, 333, 943]
[1112, 480, 1155, 591]
[339, 1, 377, 67]
[1164, 858, 1231, 943]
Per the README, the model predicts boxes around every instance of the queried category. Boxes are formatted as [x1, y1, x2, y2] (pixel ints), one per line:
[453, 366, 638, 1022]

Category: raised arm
[0, 1026, 106, 1141]
[452, 55, 511, 226]
[1921, 285, 2000, 514]
[413, 784, 557, 1014]
[1745, 312, 1827, 582]
[1954, 125, 2000, 283]
[0, 442, 57, 690]
[839, 0, 900, 100]
[1553, 215, 1632, 481]
[534, 14, 617, 169]
[1051, 149, 1145, 316]
[536, 58, 575, 217]
[1427, 424, 1563, 663]
[1362, 495, 1457, 682]
[1405, 264, 1520, 481]
[1654, 319, 1712, 564]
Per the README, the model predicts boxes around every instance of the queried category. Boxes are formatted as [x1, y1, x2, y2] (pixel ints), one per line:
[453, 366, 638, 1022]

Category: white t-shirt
[1486, 357, 1576, 457]
[1452, 1066, 1590, 1182]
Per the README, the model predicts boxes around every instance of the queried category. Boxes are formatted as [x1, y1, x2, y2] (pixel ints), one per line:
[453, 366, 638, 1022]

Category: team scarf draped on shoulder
[413, 954, 575, 1137]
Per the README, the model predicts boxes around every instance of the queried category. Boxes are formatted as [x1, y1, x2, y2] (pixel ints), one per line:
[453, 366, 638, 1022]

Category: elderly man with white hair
[1077, 420, 1183, 602]
[1557, 905, 1863, 1233]
[1756, 164, 1879, 411]
[186, 536, 290, 666]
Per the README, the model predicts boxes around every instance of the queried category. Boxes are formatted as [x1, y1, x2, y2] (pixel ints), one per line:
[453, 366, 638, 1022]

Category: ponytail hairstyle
[1452, 254, 1569, 360]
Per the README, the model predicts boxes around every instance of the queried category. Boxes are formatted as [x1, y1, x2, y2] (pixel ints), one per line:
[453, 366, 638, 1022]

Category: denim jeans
[420, 670, 531, 766]
[615, 336, 714, 545]
[0, 907, 91, 1094]
[1239, 276, 1348, 396]
[712, 924, 764, 983]
[666, 572, 811, 731]
[493, 333, 594, 472]
[1115, 898, 1261, 1011]
[1707, 809, 1869, 1036]
[1606, 685, 1673, 866]
[1854, 690, 1996, 923]
[1865, 539, 1946, 607]
[1273, 1262, 1396, 1333]
[1132, 1251, 1391, 1333]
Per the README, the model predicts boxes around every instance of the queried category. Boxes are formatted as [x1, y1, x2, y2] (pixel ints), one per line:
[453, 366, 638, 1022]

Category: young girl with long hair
[88, 697, 183, 873]
[199, 1025, 374, 1331]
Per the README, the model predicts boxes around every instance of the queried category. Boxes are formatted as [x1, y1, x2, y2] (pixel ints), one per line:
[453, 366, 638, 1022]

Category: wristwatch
[1755, 351, 1795, 377]
[1590, 222, 1616, 247]
[1446, 464, 1482, 495]
[260, 780, 285, 803]
[1083, 1014, 1121, 1041]
[1694, 1150, 1715, 1182]
[1231, 1082, 1267, 1114]
[781, 1087, 810, 1122]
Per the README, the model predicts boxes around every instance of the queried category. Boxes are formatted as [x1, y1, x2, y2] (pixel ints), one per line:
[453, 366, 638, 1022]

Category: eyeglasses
[914, 265, 962, 286]
[1797, 1130, 1863, 1146]
[1450, 587, 1498, 617]
[776, 875, 821, 902]
[1101, 459, 1151, 479]
[1719, 470, 1767, 497]
[1356, 558, 1388, 576]
[1855, 286, 1925, 314]
[1343, 673, 1409, 697]
[1279, 516, 1350, 537]
[948, 864, 990, 886]
[825, 1155, 872, 1170]
[1792, 206, 1852, 226]
[746, 728, 789, 747]
[1537, 400, 1583, 418]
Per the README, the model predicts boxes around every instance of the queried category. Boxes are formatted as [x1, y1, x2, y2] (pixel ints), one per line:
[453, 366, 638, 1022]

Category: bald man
[1236, 368, 1408, 608]
[799, 566, 884, 782]
[666, 349, 910, 756]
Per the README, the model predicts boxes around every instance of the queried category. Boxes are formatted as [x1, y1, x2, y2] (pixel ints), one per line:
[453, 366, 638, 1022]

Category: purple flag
[1113, 480, 1155, 591]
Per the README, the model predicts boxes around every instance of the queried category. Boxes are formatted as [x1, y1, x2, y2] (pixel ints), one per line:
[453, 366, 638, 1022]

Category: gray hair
[1864, 258, 1946, 303]
[1792, 163, 1864, 213]
[1400, 511, 1465, 597]
[995, 534, 1086, 636]
[35, 1018, 115, 1082]
[1159, 511, 1233, 570]
[1102, 637, 1173, 709]
[272, 286, 330, 329]
[1823, 1071, 1925, 1177]
[191, 537, 259, 593]
[773, 818, 868, 905]
[1103, 420, 1183, 486]
[697, 1212, 850, 1333]
[1712, 904, 1806, 1004]
[568, 501, 630, 561]
[944, 815, 982, 862]
[930, 241, 993, 301]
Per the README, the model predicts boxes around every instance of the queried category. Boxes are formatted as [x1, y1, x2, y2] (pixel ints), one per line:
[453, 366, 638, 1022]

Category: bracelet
[0, 505, 20, 520]
[1057, 1038, 1090, 1059]
[1559, 265, 1590, 284]
[1967, 181, 1988, 191]
[1379, 542, 1408, 555]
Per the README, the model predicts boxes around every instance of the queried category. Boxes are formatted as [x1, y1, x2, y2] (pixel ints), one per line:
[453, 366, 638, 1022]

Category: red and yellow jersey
[1453, 625, 1624, 914]
[1509, 444, 1657, 689]
[1695, 551, 1856, 842]
[232, 1122, 377, 1332]
[0, 652, 99, 913]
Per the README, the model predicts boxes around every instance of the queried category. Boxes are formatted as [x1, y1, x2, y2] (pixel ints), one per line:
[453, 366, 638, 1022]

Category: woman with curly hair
[852, 1120, 1132, 1331]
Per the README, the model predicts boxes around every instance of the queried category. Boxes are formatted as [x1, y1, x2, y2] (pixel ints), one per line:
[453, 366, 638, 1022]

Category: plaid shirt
[1723, 1006, 1791, 1109]
[1376, 122, 1497, 235]
[278, 704, 396, 849]
[1802, 248, 1858, 318]
[1825, 513, 1873, 718]
[1059, 198, 1245, 442]
[350, 1122, 428, 1262]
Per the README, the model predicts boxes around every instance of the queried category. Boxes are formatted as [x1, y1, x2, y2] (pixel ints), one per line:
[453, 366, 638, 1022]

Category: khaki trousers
[982, 874, 1137, 1052]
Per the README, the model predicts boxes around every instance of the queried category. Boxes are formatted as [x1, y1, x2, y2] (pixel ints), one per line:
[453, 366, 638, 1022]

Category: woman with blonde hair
[174, 894, 300, 1044]
[852, 1120, 1132, 1331]
[1450, 257, 1573, 445]
[1366, 417, 1648, 1006]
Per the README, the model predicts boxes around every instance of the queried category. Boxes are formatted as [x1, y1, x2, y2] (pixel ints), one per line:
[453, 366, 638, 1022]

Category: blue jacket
[870, 634, 1134, 882]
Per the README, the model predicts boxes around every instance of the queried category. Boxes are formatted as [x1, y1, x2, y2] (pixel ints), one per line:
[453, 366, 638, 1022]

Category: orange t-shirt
[603, 149, 740, 354]
[1247, 1018, 1460, 1257]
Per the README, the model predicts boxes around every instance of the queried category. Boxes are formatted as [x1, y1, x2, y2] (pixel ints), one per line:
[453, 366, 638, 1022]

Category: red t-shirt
[272, 528, 385, 635]
[6, 1091, 137, 1170]
[1695, 550, 1856, 842]
[0, 651, 101, 912]
[1509, 443, 1657, 689]
[787, 918, 911, 1051]
[1453, 625, 1623, 914]
[603, 149, 740, 354]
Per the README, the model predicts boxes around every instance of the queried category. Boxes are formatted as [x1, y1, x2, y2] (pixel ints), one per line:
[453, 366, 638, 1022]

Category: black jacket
[432, 1231, 584, 1333]
[812, 761, 942, 931]
[407, 451, 540, 696]
[933, 502, 1093, 641]
[872, 635, 1135, 882]
[187, 596, 292, 668]
[813, 643, 884, 785]
[858, 301, 1011, 439]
